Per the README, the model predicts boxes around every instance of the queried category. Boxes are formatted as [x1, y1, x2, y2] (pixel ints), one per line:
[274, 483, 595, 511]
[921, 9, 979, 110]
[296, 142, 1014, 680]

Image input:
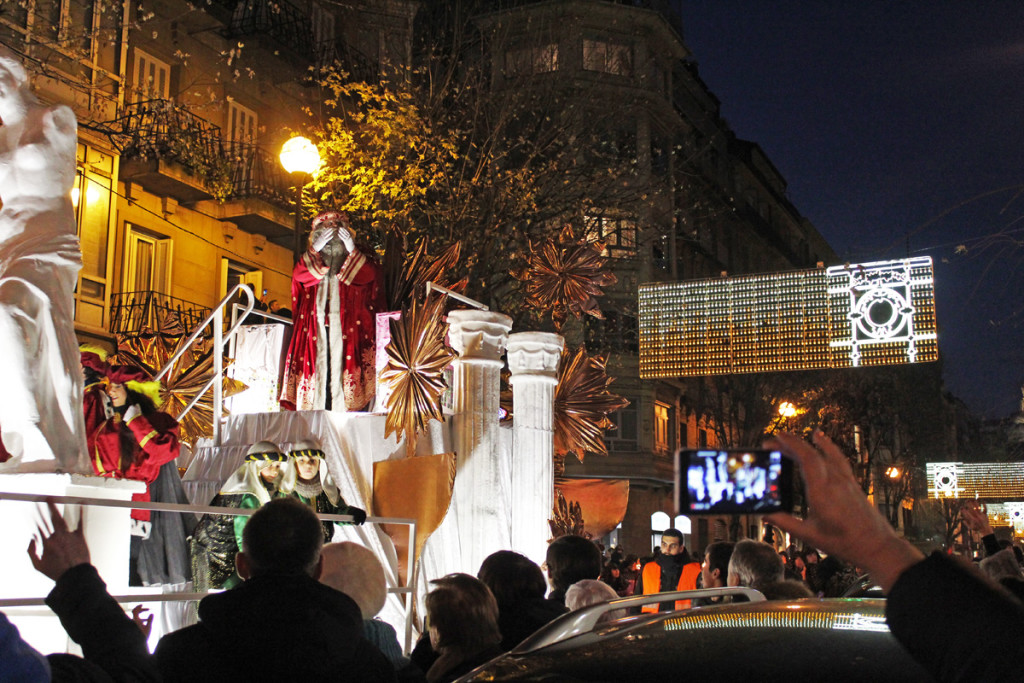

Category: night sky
[679, 1, 1024, 419]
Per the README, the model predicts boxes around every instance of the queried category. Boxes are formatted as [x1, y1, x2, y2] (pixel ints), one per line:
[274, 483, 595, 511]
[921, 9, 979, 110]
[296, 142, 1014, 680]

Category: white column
[447, 310, 513, 574]
[507, 332, 564, 568]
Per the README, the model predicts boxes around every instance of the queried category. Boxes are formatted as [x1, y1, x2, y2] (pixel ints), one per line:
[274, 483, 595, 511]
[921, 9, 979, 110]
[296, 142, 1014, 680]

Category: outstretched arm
[763, 430, 923, 592]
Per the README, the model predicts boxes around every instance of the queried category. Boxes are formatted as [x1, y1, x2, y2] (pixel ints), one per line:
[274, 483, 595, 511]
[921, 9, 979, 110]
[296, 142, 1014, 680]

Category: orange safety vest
[641, 559, 702, 612]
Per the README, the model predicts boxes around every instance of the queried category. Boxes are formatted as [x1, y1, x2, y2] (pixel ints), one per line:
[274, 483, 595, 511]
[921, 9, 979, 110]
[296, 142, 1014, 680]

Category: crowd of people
[3, 430, 1024, 681]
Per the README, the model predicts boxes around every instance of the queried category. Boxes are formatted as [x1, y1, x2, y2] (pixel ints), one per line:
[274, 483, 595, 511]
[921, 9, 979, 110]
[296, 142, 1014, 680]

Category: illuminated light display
[926, 462, 1024, 500]
[983, 503, 1024, 532]
[638, 257, 938, 378]
[662, 611, 888, 633]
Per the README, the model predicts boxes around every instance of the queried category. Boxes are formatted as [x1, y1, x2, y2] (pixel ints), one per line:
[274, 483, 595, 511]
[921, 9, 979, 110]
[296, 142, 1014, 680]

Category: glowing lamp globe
[279, 136, 320, 175]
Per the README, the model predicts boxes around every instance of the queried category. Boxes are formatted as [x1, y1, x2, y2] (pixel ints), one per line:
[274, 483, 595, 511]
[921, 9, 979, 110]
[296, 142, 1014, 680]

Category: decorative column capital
[507, 332, 564, 385]
[447, 310, 513, 364]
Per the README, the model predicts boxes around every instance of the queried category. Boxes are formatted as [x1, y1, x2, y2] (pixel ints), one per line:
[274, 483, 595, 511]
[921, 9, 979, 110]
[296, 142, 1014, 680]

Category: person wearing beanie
[190, 441, 290, 590]
[280, 439, 367, 542]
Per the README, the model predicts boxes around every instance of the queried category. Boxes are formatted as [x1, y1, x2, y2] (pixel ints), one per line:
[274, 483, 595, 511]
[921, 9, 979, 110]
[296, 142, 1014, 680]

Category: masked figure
[281, 439, 366, 542]
[279, 211, 385, 412]
[190, 441, 292, 590]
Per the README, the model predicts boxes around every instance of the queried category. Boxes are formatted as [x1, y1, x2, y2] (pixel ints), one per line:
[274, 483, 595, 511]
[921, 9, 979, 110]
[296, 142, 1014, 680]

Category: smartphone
[675, 448, 794, 515]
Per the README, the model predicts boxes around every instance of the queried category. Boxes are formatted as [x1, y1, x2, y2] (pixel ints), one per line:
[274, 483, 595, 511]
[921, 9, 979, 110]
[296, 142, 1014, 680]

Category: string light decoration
[925, 462, 1024, 500]
[638, 257, 938, 377]
[982, 503, 1024, 533]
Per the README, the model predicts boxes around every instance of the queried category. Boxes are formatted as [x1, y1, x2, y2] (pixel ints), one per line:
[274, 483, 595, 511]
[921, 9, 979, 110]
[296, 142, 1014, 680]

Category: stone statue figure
[0, 46, 89, 473]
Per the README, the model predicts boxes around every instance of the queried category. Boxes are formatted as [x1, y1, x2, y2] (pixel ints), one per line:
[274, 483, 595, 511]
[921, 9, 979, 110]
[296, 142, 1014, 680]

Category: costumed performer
[0, 46, 88, 473]
[79, 349, 184, 586]
[281, 438, 366, 542]
[189, 441, 291, 590]
[279, 211, 385, 412]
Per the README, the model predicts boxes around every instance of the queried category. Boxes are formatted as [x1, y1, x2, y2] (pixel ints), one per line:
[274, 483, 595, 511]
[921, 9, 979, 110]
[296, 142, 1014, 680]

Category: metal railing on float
[156, 283, 256, 447]
[0, 492, 419, 652]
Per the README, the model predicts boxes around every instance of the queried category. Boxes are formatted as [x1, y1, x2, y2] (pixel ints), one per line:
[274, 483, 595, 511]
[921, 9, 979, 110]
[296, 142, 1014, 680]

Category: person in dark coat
[478, 550, 567, 650]
[155, 497, 395, 683]
[25, 498, 159, 682]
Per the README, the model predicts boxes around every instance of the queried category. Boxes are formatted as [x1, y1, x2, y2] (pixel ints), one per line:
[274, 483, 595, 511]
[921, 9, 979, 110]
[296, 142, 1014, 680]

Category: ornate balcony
[109, 290, 211, 338]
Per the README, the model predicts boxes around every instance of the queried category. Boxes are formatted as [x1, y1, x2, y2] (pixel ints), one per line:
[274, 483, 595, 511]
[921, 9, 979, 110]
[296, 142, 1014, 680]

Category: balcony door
[132, 49, 171, 102]
[124, 224, 172, 295]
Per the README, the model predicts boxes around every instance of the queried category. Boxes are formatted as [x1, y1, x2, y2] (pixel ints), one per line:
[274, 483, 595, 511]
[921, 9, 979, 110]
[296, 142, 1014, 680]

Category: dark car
[456, 587, 931, 682]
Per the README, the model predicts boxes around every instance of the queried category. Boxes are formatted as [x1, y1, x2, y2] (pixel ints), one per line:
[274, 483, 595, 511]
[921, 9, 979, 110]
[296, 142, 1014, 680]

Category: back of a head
[980, 548, 1024, 584]
[426, 573, 501, 655]
[705, 541, 736, 577]
[759, 579, 814, 601]
[319, 542, 388, 619]
[478, 550, 547, 608]
[564, 579, 619, 612]
[729, 539, 784, 589]
[546, 535, 602, 593]
[242, 497, 323, 578]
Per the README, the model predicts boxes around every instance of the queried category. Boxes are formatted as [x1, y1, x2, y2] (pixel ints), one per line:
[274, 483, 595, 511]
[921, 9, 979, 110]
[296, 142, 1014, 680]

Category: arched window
[650, 511, 670, 552]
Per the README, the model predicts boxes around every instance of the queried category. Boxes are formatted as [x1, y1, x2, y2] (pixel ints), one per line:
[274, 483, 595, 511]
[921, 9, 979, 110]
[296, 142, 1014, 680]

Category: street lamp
[279, 136, 320, 260]
[778, 401, 797, 418]
[886, 466, 902, 480]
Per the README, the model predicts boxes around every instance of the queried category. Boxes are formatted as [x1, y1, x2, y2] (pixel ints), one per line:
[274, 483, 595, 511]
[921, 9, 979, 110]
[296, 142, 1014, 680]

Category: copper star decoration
[554, 346, 630, 462]
[380, 294, 455, 456]
[511, 224, 617, 331]
[383, 228, 467, 311]
[116, 312, 247, 446]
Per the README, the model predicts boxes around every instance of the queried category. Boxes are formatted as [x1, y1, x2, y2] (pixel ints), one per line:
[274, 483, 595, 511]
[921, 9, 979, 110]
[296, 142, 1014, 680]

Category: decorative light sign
[983, 503, 1024, 532]
[638, 258, 938, 378]
[925, 462, 1024, 500]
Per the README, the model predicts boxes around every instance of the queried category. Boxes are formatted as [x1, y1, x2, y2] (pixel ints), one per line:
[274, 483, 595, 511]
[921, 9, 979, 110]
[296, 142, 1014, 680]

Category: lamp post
[279, 136, 320, 260]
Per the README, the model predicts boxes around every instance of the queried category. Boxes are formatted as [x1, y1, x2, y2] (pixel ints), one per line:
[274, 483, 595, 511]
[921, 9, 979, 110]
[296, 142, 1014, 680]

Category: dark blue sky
[679, 1, 1024, 418]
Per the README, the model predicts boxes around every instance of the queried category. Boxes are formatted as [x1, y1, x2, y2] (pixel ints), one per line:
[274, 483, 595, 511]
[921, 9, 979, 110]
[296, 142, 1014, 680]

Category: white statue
[0, 47, 89, 473]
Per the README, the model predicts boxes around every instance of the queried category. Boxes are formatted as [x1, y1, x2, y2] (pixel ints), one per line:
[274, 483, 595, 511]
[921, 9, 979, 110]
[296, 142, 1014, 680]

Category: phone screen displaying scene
[678, 449, 791, 514]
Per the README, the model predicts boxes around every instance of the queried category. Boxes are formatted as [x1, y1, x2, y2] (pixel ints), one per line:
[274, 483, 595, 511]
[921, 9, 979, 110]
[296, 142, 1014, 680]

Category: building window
[505, 44, 558, 76]
[227, 101, 258, 147]
[654, 401, 672, 455]
[583, 38, 632, 76]
[585, 214, 637, 257]
[311, 2, 336, 66]
[131, 49, 171, 101]
[73, 143, 114, 329]
[605, 403, 638, 452]
[124, 224, 172, 294]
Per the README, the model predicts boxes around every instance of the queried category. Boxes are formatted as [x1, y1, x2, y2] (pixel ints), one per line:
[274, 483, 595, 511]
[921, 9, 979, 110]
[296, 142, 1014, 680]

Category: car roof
[457, 598, 933, 682]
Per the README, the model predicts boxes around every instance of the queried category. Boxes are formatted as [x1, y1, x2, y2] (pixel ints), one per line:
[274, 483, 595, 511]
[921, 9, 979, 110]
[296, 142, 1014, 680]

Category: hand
[961, 501, 994, 536]
[337, 226, 354, 253]
[347, 506, 367, 525]
[312, 227, 335, 252]
[131, 605, 154, 638]
[27, 499, 91, 581]
[763, 431, 924, 593]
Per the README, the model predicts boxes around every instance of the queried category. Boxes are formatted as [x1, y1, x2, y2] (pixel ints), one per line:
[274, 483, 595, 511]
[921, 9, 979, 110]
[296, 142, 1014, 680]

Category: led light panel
[925, 462, 1024, 500]
[639, 257, 938, 377]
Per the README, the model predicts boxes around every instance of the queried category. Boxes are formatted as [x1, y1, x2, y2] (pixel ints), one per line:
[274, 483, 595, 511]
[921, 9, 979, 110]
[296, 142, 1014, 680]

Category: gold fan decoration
[383, 229, 466, 311]
[380, 294, 455, 456]
[115, 313, 247, 446]
[511, 224, 617, 331]
[554, 346, 630, 462]
[549, 489, 588, 539]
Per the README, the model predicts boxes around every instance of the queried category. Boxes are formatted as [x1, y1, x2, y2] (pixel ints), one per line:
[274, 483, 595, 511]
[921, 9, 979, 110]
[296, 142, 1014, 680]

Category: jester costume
[279, 212, 385, 412]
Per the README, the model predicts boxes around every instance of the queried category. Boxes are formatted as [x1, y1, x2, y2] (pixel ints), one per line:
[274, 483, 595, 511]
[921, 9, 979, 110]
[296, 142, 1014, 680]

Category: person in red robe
[280, 211, 385, 412]
[80, 348, 182, 584]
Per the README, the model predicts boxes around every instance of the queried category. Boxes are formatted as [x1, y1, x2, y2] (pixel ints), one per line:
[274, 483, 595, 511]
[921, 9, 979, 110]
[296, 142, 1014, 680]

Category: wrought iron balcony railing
[110, 290, 212, 338]
[108, 100, 292, 207]
[219, 0, 314, 59]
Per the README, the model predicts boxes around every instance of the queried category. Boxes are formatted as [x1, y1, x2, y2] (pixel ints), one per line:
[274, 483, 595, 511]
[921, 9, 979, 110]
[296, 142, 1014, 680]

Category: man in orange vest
[639, 528, 702, 612]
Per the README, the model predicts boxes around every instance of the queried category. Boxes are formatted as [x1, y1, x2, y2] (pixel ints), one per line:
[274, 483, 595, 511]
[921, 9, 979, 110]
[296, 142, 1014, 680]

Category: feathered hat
[79, 345, 164, 408]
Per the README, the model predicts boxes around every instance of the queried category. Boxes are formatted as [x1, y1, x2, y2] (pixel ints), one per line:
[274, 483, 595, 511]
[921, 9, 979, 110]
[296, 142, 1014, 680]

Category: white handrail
[0, 491, 419, 652]
[155, 283, 255, 447]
